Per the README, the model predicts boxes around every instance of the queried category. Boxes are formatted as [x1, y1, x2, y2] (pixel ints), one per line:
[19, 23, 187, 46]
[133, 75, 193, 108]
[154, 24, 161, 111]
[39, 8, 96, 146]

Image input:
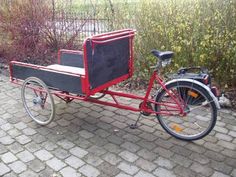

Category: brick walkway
[0, 75, 235, 177]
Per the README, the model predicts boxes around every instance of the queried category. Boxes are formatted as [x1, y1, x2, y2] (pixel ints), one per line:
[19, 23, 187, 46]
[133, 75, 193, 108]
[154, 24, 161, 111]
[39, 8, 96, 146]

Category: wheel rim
[156, 84, 215, 140]
[22, 77, 55, 125]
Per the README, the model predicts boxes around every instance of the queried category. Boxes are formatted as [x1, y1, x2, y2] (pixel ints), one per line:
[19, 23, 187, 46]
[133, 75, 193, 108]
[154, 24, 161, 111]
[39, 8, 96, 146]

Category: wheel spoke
[155, 81, 217, 141]
[22, 77, 55, 125]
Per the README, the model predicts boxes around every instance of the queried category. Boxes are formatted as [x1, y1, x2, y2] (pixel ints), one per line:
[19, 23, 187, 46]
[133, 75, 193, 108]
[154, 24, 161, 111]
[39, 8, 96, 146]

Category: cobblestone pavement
[0, 74, 236, 177]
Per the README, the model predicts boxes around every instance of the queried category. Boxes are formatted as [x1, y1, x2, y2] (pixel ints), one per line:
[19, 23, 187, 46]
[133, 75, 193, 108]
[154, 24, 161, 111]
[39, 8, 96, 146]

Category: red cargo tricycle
[10, 29, 220, 141]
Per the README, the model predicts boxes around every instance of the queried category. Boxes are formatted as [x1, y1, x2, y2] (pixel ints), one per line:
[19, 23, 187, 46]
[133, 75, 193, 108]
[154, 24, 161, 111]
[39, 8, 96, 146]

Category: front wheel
[21, 77, 55, 125]
[155, 81, 217, 141]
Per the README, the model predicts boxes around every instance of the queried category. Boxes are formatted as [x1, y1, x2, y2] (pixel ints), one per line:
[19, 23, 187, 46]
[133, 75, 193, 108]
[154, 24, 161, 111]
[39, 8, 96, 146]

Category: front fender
[164, 78, 220, 109]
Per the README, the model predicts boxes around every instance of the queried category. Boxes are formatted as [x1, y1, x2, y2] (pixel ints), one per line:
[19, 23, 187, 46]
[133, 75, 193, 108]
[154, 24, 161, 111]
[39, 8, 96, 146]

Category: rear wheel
[21, 77, 55, 125]
[155, 81, 217, 141]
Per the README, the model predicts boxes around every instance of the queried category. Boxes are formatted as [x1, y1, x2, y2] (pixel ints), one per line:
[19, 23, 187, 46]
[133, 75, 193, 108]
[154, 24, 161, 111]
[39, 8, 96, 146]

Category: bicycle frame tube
[142, 71, 185, 114]
[11, 71, 184, 116]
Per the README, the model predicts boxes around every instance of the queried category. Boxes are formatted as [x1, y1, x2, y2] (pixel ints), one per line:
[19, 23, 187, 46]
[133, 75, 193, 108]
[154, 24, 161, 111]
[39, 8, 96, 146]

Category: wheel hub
[33, 96, 42, 105]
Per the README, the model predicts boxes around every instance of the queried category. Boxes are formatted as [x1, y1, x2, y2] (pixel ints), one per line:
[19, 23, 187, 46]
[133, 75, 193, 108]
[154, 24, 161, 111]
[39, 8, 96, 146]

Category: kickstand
[129, 113, 142, 129]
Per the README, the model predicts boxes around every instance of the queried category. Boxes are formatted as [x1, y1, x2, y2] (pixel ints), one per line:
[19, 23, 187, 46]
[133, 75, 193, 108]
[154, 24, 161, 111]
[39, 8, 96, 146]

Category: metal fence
[53, 10, 111, 43]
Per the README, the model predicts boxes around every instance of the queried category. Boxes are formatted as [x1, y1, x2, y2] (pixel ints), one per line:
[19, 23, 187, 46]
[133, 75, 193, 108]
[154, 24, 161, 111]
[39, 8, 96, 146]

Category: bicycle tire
[21, 77, 55, 125]
[155, 80, 217, 141]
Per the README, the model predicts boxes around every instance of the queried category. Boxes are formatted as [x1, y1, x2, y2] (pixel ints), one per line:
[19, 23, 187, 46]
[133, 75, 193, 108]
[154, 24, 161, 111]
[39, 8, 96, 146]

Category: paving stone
[46, 157, 66, 171]
[69, 147, 88, 158]
[215, 133, 233, 141]
[115, 173, 132, 177]
[121, 142, 140, 152]
[97, 122, 112, 130]
[1, 151, 17, 163]
[225, 157, 236, 168]
[210, 161, 233, 175]
[122, 134, 140, 143]
[229, 130, 236, 138]
[32, 134, 47, 144]
[0, 163, 11, 176]
[57, 119, 70, 126]
[16, 135, 31, 145]
[112, 121, 128, 129]
[28, 159, 46, 172]
[3, 172, 18, 177]
[74, 137, 92, 149]
[22, 127, 37, 136]
[190, 162, 213, 176]
[88, 145, 107, 156]
[214, 126, 228, 134]
[140, 124, 155, 133]
[90, 135, 108, 146]
[34, 149, 53, 161]
[101, 110, 115, 117]
[38, 167, 55, 177]
[174, 165, 197, 177]
[107, 135, 124, 145]
[0, 144, 8, 154]
[118, 162, 139, 175]
[7, 128, 21, 137]
[25, 141, 41, 152]
[98, 162, 120, 176]
[137, 148, 157, 161]
[217, 140, 236, 150]
[154, 156, 175, 169]
[60, 167, 81, 177]
[19, 170, 38, 177]
[43, 141, 58, 151]
[189, 152, 210, 165]
[231, 169, 236, 177]
[0, 118, 7, 126]
[204, 142, 224, 152]
[135, 158, 157, 172]
[119, 150, 139, 162]
[1, 76, 236, 177]
[1, 123, 14, 131]
[78, 130, 94, 139]
[0, 135, 14, 145]
[100, 116, 114, 124]
[153, 146, 174, 158]
[65, 155, 85, 169]
[204, 150, 225, 162]
[16, 150, 35, 162]
[134, 170, 155, 177]
[95, 129, 110, 138]
[137, 139, 156, 150]
[185, 143, 206, 154]
[153, 167, 176, 177]
[79, 164, 100, 177]
[102, 152, 122, 165]
[9, 161, 27, 174]
[211, 171, 231, 177]
[171, 145, 193, 157]
[53, 148, 70, 159]
[103, 143, 122, 154]
[172, 154, 193, 168]
[14, 122, 27, 130]
[0, 130, 6, 138]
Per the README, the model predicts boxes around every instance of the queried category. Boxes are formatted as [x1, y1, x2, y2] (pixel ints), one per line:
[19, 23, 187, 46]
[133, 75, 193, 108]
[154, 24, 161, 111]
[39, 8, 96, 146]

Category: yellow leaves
[174, 46, 182, 53]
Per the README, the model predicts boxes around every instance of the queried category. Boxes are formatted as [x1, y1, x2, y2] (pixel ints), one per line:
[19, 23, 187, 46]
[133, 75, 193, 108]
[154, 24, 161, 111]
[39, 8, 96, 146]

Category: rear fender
[163, 78, 220, 109]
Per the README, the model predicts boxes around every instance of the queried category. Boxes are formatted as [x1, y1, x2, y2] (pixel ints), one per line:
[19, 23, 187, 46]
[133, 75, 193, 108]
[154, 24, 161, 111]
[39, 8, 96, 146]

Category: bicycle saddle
[151, 49, 174, 60]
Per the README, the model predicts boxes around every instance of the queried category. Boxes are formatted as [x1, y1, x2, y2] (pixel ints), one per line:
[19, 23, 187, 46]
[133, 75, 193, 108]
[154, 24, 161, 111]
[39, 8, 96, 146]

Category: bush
[0, 0, 53, 64]
[102, 0, 236, 88]
[0, 0, 86, 65]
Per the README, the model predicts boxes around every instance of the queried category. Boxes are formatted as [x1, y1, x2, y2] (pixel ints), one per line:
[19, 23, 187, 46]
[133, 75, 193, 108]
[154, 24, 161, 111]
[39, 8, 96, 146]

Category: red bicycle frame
[35, 69, 185, 117]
